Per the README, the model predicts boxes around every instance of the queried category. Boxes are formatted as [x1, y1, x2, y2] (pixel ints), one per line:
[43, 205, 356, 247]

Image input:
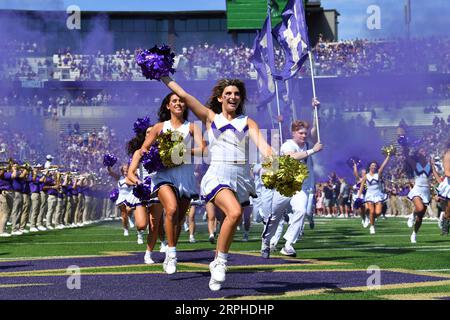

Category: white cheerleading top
[208, 113, 248, 163]
[412, 162, 431, 187]
[365, 173, 382, 193]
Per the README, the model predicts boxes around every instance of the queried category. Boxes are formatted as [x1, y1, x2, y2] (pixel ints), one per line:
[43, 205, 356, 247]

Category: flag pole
[308, 50, 321, 143]
[274, 80, 283, 142]
[267, 0, 283, 143]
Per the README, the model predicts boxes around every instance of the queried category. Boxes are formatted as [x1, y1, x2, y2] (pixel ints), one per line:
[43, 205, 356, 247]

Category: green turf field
[1, 216, 449, 300]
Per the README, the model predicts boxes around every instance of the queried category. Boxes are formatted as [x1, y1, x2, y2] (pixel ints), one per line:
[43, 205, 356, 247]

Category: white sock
[167, 246, 176, 258]
[145, 250, 152, 256]
[209, 233, 214, 238]
[217, 251, 228, 263]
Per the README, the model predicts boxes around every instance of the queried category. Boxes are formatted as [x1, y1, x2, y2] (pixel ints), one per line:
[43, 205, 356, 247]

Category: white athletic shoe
[159, 241, 168, 253]
[137, 231, 144, 244]
[46, 225, 54, 230]
[438, 212, 444, 230]
[183, 222, 189, 232]
[128, 219, 135, 229]
[123, 229, 129, 237]
[369, 226, 376, 234]
[20, 229, 30, 234]
[407, 214, 415, 228]
[37, 226, 47, 231]
[189, 235, 196, 243]
[163, 256, 177, 274]
[410, 232, 417, 244]
[0, 232, 11, 237]
[363, 217, 370, 228]
[11, 230, 23, 236]
[209, 259, 227, 291]
[29, 227, 39, 232]
[144, 251, 154, 264]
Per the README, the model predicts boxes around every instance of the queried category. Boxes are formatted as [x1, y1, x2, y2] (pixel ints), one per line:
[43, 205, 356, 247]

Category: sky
[0, 0, 226, 12]
[321, 0, 450, 40]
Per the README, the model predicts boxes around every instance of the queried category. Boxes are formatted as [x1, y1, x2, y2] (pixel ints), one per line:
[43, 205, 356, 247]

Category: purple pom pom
[109, 188, 119, 202]
[132, 183, 152, 201]
[135, 45, 176, 80]
[354, 198, 364, 209]
[397, 135, 409, 147]
[143, 176, 152, 185]
[142, 144, 165, 174]
[133, 116, 152, 134]
[103, 153, 118, 167]
[346, 156, 361, 169]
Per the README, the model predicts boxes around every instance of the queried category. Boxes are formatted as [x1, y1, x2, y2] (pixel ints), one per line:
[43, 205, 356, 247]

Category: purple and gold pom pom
[103, 153, 118, 167]
[142, 144, 165, 174]
[346, 156, 361, 169]
[132, 183, 152, 201]
[133, 116, 152, 134]
[135, 45, 176, 80]
[109, 188, 119, 202]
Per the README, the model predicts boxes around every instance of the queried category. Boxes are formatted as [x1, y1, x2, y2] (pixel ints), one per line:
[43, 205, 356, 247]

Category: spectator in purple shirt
[0, 167, 14, 236]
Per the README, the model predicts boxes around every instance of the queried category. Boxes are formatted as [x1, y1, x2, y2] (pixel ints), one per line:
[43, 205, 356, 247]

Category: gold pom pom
[157, 129, 186, 168]
[381, 144, 396, 156]
[262, 155, 309, 197]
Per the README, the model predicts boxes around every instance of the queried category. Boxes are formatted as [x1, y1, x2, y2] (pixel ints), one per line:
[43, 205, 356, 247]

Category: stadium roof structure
[0, 0, 226, 13]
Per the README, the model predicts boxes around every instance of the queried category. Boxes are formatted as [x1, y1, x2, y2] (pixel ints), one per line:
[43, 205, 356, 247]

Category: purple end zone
[0, 270, 448, 300]
[0, 250, 308, 273]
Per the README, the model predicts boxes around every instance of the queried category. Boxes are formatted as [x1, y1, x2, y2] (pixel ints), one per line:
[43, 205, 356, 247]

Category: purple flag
[249, 10, 276, 106]
[273, 0, 310, 80]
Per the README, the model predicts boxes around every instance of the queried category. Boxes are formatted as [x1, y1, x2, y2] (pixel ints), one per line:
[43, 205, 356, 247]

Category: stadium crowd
[1, 36, 449, 81]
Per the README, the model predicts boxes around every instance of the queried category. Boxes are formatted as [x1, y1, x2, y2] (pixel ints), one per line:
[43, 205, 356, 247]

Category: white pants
[262, 189, 313, 246]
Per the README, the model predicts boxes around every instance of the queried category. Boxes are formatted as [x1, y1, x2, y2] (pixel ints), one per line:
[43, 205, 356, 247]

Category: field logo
[66, 265, 81, 290]
[366, 5, 381, 30]
[66, 5, 81, 30]
[366, 265, 381, 290]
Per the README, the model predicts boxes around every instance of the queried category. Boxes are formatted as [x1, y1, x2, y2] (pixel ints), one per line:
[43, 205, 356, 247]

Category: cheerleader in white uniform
[358, 155, 391, 234]
[352, 161, 369, 228]
[107, 165, 133, 236]
[404, 147, 438, 243]
[128, 92, 205, 274]
[126, 126, 154, 245]
[159, 77, 273, 291]
[432, 143, 450, 235]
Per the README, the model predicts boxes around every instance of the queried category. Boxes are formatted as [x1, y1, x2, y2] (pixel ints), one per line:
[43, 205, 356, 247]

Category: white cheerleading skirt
[364, 190, 388, 203]
[407, 184, 431, 204]
[151, 164, 198, 199]
[437, 177, 450, 200]
[116, 187, 132, 207]
[201, 163, 256, 207]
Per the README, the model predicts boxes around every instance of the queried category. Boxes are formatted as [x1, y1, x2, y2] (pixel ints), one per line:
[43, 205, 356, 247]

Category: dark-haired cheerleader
[159, 76, 272, 291]
[358, 155, 391, 234]
[404, 147, 436, 243]
[128, 93, 205, 274]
